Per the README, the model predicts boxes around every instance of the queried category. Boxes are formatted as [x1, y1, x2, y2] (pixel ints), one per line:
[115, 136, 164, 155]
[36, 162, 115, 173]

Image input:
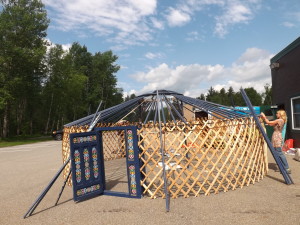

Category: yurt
[61, 90, 268, 201]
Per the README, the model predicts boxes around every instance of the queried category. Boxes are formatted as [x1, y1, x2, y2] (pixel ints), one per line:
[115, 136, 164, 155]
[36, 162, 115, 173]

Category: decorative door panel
[96, 126, 142, 198]
[70, 131, 105, 201]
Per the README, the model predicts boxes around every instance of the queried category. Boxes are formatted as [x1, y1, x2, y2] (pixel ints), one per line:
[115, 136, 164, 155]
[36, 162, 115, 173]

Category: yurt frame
[24, 89, 294, 218]
[61, 90, 269, 200]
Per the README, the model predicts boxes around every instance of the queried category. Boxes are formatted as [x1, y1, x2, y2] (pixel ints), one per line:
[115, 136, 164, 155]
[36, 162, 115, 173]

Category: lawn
[0, 136, 53, 148]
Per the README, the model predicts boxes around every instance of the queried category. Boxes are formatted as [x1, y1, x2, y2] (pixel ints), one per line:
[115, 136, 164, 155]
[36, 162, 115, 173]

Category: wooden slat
[62, 118, 268, 198]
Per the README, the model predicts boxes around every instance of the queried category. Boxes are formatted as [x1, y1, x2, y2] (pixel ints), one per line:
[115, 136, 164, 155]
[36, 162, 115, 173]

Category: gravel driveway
[0, 141, 299, 225]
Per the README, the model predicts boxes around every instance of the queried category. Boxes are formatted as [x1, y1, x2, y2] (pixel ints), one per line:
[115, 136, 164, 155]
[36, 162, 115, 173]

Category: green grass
[0, 135, 53, 148]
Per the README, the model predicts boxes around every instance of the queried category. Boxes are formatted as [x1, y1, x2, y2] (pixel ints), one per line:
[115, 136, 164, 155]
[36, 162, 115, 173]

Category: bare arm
[260, 113, 280, 126]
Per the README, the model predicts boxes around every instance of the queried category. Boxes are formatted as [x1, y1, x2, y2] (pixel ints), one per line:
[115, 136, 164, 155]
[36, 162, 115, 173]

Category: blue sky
[44, 0, 300, 97]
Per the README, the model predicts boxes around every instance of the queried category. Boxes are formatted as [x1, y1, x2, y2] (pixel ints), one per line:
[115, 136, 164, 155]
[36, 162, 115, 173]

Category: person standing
[261, 110, 291, 174]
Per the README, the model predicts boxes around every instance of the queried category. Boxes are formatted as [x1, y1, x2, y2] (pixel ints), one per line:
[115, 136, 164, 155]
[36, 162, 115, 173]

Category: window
[291, 96, 300, 130]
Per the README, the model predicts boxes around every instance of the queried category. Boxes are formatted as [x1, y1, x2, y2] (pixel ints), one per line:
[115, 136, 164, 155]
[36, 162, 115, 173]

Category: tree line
[126, 85, 272, 108]
[0, 0, 123, 138]
[197, 85, 272, 107]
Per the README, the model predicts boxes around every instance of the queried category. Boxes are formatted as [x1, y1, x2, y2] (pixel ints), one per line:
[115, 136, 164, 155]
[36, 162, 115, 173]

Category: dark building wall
[271, 40, 300, 147]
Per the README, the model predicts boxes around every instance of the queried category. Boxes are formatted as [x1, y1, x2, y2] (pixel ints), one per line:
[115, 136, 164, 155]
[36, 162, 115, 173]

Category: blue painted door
[70, 131, 105, 202]
[70, 126, 142, 201]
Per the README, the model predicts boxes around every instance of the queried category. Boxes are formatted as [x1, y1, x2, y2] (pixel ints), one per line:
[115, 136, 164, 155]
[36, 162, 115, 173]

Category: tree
[125, 93, 136, 101]
[42, 44, 74, 133]
[262, 84, 272, 105]
[89, 50, 121, 110]
[42, 43, 122, 131]
[244, 87, 262, 106]
[0, 3, 124, 137]
[0, 0, 49, 137]
[227, 86, 235, 107]
[196, 93, 206, 101]
[206, 87, 222, 104]
[197, 86, 264, 107]
[219, 88, 230, 106]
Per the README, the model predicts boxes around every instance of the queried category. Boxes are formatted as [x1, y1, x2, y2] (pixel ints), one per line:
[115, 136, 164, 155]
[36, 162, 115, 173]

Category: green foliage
[196, 93, 205, 100]
[124, 93, 137, 101]
[0, 135, 52, 148]
[0, 0, 49, 137]
[262, 84, 272, 105]
[42, 43, 122, 133]
[243, 87, 262, 106]
[0, 2, 123, 137]
[198, 85, 266, 107]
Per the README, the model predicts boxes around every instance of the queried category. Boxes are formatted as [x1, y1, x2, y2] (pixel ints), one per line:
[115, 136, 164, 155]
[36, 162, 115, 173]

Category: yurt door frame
[70, 126, 141, 202]
[96, 126, 142, 198]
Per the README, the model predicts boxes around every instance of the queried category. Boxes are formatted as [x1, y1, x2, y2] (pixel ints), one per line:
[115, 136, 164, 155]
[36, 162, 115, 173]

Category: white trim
[291, 96, 300, 130]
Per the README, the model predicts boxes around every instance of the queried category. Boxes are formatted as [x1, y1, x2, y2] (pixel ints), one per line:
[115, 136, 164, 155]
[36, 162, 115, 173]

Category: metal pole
[156, 90, 170, 212]
[23, 158, 71, 218]
[87, 101, 102, 132]
[153, 101, 158, 124]
[164, 96, 187, 123]
[89, 100, 102, 128]
[163, 95, 176, 123]
[161, 99, 166, 124]
[143, 101, 154, 124]
[240, 88, 293, 185]
[55, 168, 72, 206]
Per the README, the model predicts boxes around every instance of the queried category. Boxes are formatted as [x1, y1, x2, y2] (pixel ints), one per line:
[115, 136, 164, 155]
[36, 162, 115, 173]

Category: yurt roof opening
[62, 89, 268, 199]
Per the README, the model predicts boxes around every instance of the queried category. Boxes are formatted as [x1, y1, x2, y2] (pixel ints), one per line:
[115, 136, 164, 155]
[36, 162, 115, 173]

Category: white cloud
[165, 8, 191, 27]
[185, 31, 203, 41]
[61, 43, 72, 51]
[129, 47, 272, 97]
[45, 38, 55, 52]
[282, 21, 296, 28]
[214, 2, 255, 37]
[110, 45, 129, 52]
[145, 52, 164, 59]
[164, 0, 261, 38]
[236, 47, 270, 63]
[122, 89, 137, 99]
[45, 0, 263, 48]
[150, 17, 164, 30]
[45, 0, 157, 45]
[131, 63, 225, 96]
[120, 65, 129, 70]
[45, 38, 71, 53]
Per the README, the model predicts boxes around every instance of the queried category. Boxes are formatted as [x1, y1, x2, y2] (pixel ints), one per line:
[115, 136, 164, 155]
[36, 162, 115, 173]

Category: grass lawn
[0, 136, 53, 148]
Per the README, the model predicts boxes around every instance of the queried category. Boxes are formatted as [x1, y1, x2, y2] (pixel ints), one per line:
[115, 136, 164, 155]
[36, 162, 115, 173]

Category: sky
[44, 0, 300, 98]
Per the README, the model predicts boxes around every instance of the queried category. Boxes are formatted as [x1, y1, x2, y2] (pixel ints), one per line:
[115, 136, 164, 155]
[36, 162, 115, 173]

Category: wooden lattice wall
[62, 118, 268, 198]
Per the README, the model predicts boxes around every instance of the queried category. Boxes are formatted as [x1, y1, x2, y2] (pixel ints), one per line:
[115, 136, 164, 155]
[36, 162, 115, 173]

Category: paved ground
[0, 140, 299, 225]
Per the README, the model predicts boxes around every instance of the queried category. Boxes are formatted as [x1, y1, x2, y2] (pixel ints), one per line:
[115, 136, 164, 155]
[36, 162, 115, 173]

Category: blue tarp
[234, 106, 260, 115]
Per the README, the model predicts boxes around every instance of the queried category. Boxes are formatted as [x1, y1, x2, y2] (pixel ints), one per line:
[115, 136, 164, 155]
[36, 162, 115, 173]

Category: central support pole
[156, 90, 170, 212]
